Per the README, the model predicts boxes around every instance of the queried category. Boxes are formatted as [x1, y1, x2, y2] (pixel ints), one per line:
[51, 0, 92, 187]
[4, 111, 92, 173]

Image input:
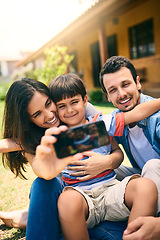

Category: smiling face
[56, 94, 88, 127]
[27, 91, 60, 128]
[103, 67, 141, 112]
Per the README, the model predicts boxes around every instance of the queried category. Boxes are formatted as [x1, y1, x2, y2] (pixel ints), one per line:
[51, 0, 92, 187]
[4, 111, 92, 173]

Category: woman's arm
[68, 137, 124, 181]
[25, 126, 83, 180]
[124, 98, 160, 125]
[0, 138, 21, 153]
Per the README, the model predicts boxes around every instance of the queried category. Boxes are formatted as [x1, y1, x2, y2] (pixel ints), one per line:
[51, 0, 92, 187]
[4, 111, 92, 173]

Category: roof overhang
[15, 0, 148, 68]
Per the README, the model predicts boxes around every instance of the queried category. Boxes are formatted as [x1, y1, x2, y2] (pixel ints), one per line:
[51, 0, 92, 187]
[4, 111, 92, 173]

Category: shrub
[89, 89, 103, 103]
[0, 83, 11, 100]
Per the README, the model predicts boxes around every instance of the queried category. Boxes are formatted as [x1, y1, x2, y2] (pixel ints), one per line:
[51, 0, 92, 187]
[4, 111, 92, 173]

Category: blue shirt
[113, 93, 160, 170]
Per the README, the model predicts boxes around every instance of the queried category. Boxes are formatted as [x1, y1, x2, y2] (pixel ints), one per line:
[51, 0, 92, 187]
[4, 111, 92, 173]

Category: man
[99, 55, 160, 240]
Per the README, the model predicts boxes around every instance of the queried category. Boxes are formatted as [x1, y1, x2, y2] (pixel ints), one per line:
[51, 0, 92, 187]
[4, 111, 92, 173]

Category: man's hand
[68, 151, 111, 181]
[123, 216, 160, 240]
[68, 137, 123, 181]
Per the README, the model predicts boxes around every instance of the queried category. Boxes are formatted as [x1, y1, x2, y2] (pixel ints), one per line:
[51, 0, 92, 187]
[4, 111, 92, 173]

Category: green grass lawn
[0, 101, 4, 130]
[0, 100, 130, 239]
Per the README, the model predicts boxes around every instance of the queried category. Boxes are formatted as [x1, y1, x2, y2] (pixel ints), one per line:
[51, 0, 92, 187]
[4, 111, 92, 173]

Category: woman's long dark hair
[2, 78, 51, 179]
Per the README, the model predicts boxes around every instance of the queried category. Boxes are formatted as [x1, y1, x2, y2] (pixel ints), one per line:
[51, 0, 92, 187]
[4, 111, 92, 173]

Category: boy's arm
[0, 138, 21, 153]
[124, 98, 160, 125]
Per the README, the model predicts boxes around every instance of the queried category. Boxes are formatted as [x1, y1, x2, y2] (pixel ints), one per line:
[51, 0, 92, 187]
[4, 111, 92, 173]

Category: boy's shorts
[63, 174, 139, 228]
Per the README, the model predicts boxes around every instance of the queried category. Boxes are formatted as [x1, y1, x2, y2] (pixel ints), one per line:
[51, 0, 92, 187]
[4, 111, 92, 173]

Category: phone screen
[54, 120, 110, 158]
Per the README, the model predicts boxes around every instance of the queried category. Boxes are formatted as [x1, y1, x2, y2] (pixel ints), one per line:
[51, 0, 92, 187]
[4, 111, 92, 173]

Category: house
[0, 51, 33, 83]
[15, 0, 160, 97]
[0, 57, 20, 77]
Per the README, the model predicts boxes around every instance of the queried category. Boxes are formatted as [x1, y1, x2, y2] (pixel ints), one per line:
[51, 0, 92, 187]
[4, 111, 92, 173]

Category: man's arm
[124, 98, 160, 125]
[26, 126, 83, 180]
[123, 216, 160, 240]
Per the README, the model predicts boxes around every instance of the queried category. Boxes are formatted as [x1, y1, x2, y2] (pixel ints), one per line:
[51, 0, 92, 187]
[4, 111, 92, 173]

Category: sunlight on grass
[0, 162, 36, 211]
[91, 101, 115, 115]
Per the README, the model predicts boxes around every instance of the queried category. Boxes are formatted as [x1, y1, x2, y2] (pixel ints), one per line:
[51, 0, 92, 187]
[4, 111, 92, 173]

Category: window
[90, 42, 101, 87]
[129, 19, 155, 59]
[90, 35, 118, 87]
[69, 51, 78, 74]
[107, 34, 117, 57]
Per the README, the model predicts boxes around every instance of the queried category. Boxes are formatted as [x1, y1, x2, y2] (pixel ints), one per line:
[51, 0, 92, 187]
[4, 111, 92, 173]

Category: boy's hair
[99, 56, 138, 94]
[49, 73, 87, 103]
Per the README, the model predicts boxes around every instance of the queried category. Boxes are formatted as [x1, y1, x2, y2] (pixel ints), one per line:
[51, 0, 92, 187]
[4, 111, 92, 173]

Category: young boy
[49, 73, 160, 240]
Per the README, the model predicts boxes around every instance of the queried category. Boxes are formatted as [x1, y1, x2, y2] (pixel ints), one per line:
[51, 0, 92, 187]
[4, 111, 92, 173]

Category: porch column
[98, 17, 108, 66]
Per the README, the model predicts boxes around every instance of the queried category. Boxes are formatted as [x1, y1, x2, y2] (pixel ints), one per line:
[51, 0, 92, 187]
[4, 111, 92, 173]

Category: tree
[12, 63, 34, 81]
[34, 45, 74, 85]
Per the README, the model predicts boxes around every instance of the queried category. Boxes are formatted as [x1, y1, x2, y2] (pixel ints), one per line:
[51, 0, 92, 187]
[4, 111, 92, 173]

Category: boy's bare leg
[125, 177, 158, 223]
[58, 189, 89, 240]
[0, 208, 28, 229]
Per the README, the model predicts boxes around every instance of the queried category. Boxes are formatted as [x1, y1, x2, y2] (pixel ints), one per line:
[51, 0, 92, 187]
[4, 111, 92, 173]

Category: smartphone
[54, 120, 110, 158]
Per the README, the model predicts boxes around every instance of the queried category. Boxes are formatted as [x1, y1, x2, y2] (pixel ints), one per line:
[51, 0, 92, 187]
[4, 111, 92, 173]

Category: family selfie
[0, 0, 160, 239]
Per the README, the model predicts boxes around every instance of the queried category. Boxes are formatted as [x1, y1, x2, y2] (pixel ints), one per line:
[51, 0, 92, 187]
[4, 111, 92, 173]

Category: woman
[2, 78, 60, 177]
[0, 78, 61, 231]
[0, 77, 127, 239]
